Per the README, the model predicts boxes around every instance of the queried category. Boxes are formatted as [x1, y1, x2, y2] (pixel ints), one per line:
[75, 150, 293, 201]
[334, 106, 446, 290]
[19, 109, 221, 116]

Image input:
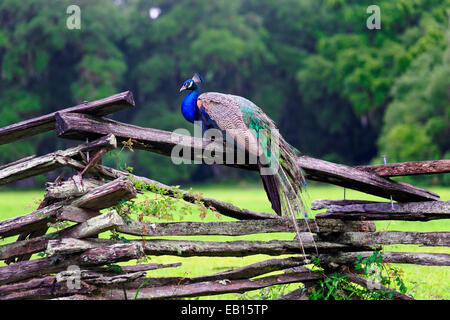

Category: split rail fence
[0, 91, 448, 300]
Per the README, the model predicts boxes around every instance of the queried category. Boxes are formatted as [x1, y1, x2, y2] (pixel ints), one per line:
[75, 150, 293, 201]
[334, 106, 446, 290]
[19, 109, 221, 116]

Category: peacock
[179, 73, 317, 257]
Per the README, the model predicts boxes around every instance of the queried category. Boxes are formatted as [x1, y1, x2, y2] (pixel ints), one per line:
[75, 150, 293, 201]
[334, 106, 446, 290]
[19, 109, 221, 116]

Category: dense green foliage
[1, 0, 449, 185]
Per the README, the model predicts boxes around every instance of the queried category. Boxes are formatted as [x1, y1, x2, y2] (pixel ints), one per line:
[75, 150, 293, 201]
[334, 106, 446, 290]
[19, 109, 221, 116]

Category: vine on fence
[106, 142, 215, 223]
[307, 251, 409, 300]
[111, 178, 213, 223]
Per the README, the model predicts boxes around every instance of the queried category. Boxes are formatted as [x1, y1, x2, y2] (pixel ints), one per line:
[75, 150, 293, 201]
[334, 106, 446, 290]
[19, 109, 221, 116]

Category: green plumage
[240, 105, 273, 160]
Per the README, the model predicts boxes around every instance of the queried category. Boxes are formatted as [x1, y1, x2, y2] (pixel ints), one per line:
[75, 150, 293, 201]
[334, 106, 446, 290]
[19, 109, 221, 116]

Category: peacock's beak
[179, 85, 186, 92]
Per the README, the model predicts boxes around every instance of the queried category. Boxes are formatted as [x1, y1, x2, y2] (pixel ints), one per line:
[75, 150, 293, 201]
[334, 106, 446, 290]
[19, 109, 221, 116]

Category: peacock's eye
[188, 81, 193, 88]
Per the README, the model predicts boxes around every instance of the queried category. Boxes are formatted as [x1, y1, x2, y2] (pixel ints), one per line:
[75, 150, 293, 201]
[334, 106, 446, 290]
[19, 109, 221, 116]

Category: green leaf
[106, 264, 123, 274]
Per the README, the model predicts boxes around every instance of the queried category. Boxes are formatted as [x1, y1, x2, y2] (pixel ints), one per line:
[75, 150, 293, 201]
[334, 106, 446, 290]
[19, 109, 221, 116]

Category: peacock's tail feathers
[243, 108, 318, 256]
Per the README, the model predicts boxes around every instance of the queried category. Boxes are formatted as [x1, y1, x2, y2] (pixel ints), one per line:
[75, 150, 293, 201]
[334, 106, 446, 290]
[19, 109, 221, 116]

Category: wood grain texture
[52, 269, 323, 300]
[356, 160, 450, 177]
[317, 231, 450, 247]
[70, 176, 136, 210]
[117, 218, 375, 236]
[0, 134, 117, 185]
[296, 156, 440, 202]
[0, 210, 123, 262]
[0, 177, 135, 238]
[45, 178, 104, 199]
[0, 91, 134, 145]
[104, 269, 323, 300]
[48, 238, 375, 260]
[320, 251, 450, 267]
[313, 199, 450, 221]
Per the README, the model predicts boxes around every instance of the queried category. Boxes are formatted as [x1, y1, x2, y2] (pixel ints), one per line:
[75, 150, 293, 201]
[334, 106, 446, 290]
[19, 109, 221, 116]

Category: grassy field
[0, 182, 449, 300]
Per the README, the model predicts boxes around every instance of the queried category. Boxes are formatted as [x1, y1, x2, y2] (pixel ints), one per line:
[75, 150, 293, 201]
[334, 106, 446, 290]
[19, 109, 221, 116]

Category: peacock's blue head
[179, 73, 204, 93]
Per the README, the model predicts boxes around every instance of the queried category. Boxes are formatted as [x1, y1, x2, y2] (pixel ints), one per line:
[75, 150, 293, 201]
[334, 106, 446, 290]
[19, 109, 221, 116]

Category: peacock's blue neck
[181, 89, 200, 123]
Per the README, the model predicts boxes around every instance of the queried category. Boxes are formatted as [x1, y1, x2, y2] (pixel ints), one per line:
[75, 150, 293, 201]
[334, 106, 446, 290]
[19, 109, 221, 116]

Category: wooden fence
[0, 91, 449, 300]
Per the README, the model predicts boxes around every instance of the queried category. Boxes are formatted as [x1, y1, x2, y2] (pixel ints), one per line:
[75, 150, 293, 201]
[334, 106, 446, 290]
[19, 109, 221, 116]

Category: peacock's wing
[228, 94, 279, 163]
[198, 91, 305, 183]
[197, 92, 263, 157]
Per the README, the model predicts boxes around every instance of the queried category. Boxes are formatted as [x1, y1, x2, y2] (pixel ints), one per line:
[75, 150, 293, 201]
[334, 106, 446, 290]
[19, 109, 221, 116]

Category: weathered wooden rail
[355, 160, 450, 177]
[0, 91, 134, 146]
[54, 112, 440, 203]
[0, 91, 448, 300]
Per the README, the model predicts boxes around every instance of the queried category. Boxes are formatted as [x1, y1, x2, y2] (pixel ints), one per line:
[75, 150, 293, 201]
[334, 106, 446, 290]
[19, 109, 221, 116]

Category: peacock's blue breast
[181, 91, 200, 123]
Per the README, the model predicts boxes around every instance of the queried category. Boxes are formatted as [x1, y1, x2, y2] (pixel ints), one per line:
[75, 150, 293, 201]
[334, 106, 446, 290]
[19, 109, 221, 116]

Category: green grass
[0, 183, 449, 300]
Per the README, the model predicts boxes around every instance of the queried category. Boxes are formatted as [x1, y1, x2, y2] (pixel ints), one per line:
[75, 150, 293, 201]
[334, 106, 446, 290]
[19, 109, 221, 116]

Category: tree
[0, 0, 449, 186]
[0, 0, 127, 173]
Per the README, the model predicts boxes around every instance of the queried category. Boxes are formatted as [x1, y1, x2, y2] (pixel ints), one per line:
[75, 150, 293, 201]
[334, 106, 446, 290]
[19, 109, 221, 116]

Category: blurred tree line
[0, 0, 449, 186]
